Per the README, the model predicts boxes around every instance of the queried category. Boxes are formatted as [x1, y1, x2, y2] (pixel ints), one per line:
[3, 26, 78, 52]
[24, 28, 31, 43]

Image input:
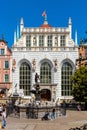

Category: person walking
[2, 108, 6, 129]
[77, 104, 81, 111]
[0, 104, 2, 116]
[51, 108, 55, 120]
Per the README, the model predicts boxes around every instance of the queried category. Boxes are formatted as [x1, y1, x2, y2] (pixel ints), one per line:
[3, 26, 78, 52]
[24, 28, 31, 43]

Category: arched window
[40, 62, 51, 84]
[61, 62, 73, 96]
[19, 62, 31, 96]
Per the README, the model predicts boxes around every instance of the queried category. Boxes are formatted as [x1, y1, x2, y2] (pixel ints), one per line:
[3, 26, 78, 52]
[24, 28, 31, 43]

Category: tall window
[19, 62, 31, 96]
[47, 35, 52, 47]
[40, 62, 51, 84]
[39, 35, 44, 47]
[0, 49, 5, 55]
[5, 74, 9, 82]
[5, 61, 9, 69]
[61, 62, 73, 96]
[26, 35, 31, 47]
[60, 35, 66, 47]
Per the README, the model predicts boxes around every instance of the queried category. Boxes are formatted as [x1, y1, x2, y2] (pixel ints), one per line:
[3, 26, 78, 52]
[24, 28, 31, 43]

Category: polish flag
[42, 11, 46, 17]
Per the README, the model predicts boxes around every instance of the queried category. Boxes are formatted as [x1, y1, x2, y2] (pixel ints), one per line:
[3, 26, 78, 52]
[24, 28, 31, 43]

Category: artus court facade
[11, 15, 78, 101]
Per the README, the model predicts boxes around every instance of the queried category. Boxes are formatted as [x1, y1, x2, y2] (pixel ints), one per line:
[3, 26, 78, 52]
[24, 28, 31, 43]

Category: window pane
[47, 35, 52, 47]
[5, 61, 9, 69]
[40, 62, 51, 84]
[60, 35, 66, 47]
[39, 35, 44, 47]
[61, 62, 73, 96]
[5, 74, 9, 82]
[19, 62, 31, 96]
[1, 49, 5, 55]
[26, 35, 31, 47]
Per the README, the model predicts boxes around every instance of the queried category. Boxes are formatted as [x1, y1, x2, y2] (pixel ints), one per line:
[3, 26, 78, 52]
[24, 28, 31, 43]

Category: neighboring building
[11, 14, 78, 101]
[76, 39, 87, 68]
[0, 38, 12, 98]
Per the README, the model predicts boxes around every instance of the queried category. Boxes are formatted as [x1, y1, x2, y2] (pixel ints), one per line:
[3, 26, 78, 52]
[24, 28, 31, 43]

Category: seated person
[41, 112, 49, 120]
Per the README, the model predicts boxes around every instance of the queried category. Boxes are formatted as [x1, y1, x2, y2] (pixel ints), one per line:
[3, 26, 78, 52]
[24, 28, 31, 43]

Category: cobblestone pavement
[0, 110, 87, 130]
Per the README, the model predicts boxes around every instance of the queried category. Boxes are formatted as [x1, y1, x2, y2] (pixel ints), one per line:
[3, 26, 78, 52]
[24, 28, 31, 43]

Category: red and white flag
[42, 11, 46, 17]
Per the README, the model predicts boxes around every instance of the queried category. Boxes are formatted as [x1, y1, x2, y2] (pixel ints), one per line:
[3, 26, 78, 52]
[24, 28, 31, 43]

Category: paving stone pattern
[1, 110, 87, 130]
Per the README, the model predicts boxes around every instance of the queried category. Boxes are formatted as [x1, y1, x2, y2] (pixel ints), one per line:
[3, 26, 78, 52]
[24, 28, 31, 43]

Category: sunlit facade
[0, 39, 12, 98]
[11, 15, 78, 101]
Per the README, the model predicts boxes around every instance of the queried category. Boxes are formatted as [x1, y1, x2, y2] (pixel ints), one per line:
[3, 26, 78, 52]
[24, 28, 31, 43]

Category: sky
[0, 0, 87, 48]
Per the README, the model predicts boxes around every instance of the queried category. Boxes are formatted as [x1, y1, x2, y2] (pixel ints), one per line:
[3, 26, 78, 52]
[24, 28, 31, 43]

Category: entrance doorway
[41, 89, 51, 101]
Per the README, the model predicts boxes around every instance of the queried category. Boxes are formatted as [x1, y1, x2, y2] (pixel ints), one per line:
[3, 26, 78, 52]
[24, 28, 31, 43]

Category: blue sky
[0, 0, 87, 48]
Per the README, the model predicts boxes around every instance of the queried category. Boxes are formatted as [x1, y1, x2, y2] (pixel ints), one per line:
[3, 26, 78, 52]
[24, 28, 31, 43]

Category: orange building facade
[76, 41, 87, 68]
[0, 39, 12, 98]
[79, 43, 87, 66]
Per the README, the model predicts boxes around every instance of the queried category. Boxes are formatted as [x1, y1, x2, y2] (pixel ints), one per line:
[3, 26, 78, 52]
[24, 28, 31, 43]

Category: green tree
[71, 66, 87, 102]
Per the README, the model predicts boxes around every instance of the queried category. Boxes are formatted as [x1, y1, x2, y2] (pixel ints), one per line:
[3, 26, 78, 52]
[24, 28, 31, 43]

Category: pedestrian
[51, 108, 55, 120]
[58, 108, 62, 116]
[2, 108, 7, 129]
[0, 104, 2, 116]
[77, 104, 81, 111]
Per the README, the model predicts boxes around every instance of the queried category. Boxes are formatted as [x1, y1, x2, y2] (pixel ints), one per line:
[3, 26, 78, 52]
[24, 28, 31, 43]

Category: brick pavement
[0, 110, 87, 130]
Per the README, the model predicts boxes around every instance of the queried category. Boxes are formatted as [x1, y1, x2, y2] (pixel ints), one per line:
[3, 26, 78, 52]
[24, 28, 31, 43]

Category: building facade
[11, 15, 78, 101]
[0, 39, 12, 98]
[76, 39, 87, 68]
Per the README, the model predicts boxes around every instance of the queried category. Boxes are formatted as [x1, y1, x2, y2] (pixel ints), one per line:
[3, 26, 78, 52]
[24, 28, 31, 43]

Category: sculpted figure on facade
[33, 36, 37, 46]
[55, 37, 58, 46]
[12, 59, 16, 72]
[32, 58, 36, 71]
[53, 58, 58, 70]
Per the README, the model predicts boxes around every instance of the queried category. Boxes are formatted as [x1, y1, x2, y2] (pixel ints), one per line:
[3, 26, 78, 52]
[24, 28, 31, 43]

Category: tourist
[41, 112, 50, 120]
[2, 108, 7, 129]
[0, 104, 2, 116]
[77, 104, 81, 111]
[51, 108, 55, 120]
[58, 108, 62, 117]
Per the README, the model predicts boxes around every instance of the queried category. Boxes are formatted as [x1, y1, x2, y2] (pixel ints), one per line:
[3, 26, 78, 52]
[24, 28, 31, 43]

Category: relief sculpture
[32, 58, 36, 71]
[53, 58, 58, 71]
[12, 59, 16, 72]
